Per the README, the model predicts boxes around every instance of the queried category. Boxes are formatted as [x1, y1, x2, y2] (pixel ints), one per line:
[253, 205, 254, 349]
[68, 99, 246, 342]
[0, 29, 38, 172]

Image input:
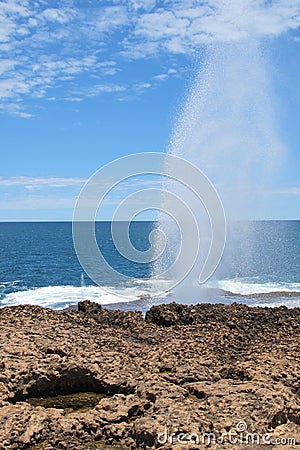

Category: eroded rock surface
[0, 300, 300, 449]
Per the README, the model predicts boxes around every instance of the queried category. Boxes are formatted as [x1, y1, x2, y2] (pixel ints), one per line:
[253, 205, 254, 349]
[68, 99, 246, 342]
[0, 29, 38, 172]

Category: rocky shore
[0, 300, 300, 449]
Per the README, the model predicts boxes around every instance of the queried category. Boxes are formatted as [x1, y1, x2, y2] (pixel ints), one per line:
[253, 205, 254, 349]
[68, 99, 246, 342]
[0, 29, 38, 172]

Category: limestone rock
[0, 302, 299, 448]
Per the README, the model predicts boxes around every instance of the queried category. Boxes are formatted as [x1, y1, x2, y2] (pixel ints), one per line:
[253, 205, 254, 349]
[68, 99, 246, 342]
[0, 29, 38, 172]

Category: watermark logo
[157, 421, 296, 446]
[72, 152, 226, 296]
[236, 421, 248, 433]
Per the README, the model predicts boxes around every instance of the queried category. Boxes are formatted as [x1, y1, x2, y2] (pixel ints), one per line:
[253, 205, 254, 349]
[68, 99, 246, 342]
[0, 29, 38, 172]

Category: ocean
[0, 221, 299, 312]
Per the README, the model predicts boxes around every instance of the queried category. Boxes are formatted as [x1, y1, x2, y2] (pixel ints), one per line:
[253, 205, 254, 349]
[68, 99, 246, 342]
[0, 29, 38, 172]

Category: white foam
[1, 285, 146, 310]
[251, 298, 300, 308]
[216, 279, 300, 295]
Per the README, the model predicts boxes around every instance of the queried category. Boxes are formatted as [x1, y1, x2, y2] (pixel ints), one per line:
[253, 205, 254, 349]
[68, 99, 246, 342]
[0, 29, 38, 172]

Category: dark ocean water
[0, 221, 299, 311]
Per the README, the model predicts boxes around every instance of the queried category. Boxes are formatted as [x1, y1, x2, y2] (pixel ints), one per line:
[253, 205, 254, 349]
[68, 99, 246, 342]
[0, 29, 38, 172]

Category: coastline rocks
[145, 301, 300, 330]
[78, 300, 143, 328]
[0, 301, 300, 448]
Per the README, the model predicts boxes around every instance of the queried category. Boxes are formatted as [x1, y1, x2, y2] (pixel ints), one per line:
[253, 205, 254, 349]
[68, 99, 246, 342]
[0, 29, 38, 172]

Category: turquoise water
[0, 221, 299, 311]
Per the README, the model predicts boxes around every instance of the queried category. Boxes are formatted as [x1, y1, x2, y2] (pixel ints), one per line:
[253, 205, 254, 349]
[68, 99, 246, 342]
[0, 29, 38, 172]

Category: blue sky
[0, 0, 300, 220]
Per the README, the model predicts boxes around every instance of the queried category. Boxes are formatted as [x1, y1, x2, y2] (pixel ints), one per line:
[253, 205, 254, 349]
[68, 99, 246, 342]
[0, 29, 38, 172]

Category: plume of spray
[169, 40, 283, 216]
[153, 38, 285, 301]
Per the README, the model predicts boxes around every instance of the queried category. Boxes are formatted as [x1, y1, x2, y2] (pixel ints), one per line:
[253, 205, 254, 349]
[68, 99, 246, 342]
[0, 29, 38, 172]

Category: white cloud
[86, 83, 126, 97]
[65, 97, 84, 102]
[0, 55, 120, 115]
[0, 101, 33, 118]
[41, 8, 76, 24]
[153, 73, 168, 81]
[120, 39, 160, 59]
[28, 17, 38, 27]
[102, 67, 117, 76]
[151, 67, 179, 81]
[129, 0, 157, 11]
[130, 1, 300, 53]
[96, 6, 128, 33]
[0, 176, 86, 189]
[135, 11, 189, 40]
[0, 0, 30, 17]
[0, 14, 16, 42]
[0, 0, 300, 116]
[13, 110, 32, 119]
[0, 59, 18, 73]
[0, 77, 30, 97]
[0, 0, 31, 43]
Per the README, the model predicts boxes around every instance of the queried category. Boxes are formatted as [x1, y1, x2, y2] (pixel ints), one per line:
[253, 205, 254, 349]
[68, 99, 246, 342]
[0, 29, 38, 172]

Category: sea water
[0, 221, 299, 311]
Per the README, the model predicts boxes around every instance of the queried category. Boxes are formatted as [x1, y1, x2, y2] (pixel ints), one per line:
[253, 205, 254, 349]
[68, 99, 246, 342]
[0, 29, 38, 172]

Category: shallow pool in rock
[26, 391, 106, 413]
